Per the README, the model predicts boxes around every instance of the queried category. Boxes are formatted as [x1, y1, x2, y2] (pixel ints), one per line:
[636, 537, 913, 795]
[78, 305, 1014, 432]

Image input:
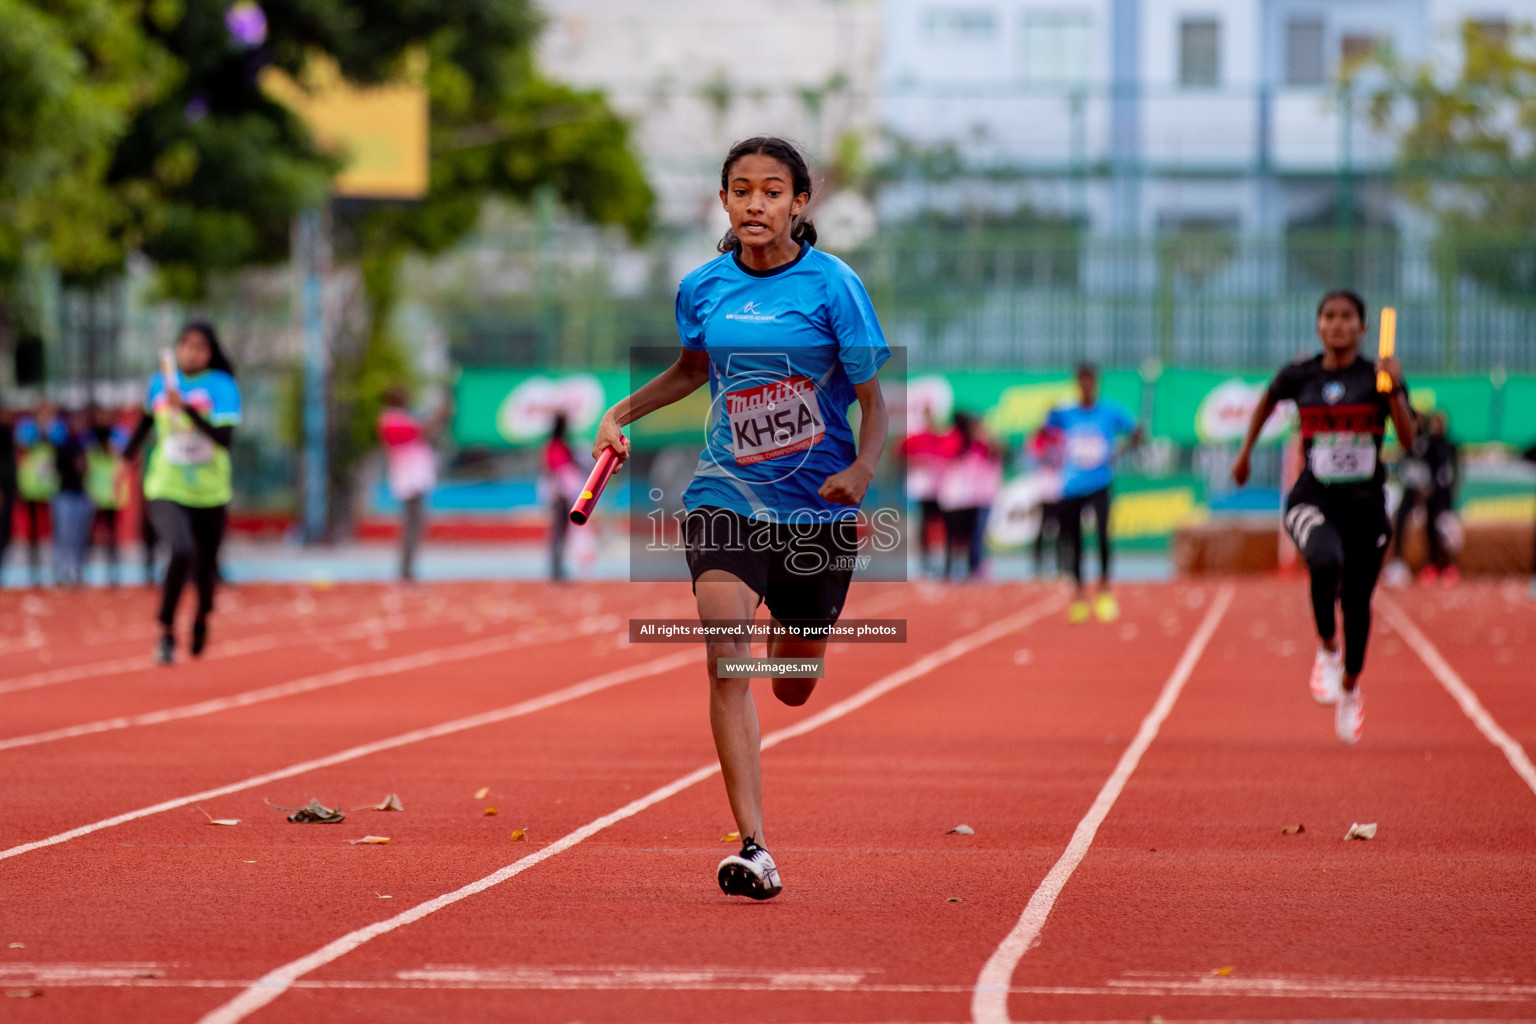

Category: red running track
[0, 577, 1532, 1023]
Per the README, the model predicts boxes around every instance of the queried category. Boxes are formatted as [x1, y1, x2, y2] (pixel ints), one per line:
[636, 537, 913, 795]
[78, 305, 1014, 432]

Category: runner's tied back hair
[717, 137, 818, 254]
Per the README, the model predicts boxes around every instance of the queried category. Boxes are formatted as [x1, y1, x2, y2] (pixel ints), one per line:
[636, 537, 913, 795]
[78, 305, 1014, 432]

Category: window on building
[1179, 18, 1220, 87]
[923, 7, 998, 43]
[1018, 12, 1094, 85]
[1285, 18, 1325, 86]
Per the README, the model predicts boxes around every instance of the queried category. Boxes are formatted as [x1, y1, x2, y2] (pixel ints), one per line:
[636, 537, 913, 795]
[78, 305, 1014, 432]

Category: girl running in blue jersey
[124, 322, 242, 664]
[594, 137, 890, 900]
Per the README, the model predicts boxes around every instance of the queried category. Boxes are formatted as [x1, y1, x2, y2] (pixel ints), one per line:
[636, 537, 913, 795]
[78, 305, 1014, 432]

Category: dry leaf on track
[947, 824, 975, 835]
[483, 807, 498, 816]
[357, 794, 403, 812]
[196, 806, 240, 826]
[1345, 822, 1378, 841]
[720, 832, 740, 843]
[270, 798, 346, 824]
[348, 835, 391, 845]
[1281, 824, 1305, 835]
[509, 829, 528, 842]
[474, 787, 490, 800]
[5, 989, 42, 998]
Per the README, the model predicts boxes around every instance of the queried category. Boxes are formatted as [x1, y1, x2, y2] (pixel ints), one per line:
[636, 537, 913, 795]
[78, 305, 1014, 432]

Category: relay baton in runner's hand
[1376, 306, 1396, 393]
[160, 348, 180, 396]
[569, 447, 621, 525]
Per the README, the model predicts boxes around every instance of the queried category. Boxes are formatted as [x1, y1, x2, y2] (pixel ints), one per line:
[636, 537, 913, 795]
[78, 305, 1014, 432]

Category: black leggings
[1060, 486, 1111, 587]
[146, 500, 227, 630]
[1284, 499, 1388, 676]
[94, 507, 121, 581]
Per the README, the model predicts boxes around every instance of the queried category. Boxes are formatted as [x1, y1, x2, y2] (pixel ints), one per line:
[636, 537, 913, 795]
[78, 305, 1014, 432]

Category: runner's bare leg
[696, 570, 767, 843]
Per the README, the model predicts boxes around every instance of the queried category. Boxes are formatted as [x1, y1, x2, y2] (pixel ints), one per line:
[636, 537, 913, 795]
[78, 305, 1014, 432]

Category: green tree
[1369, 20, 1536, 297]
[0, 0, 168, 365]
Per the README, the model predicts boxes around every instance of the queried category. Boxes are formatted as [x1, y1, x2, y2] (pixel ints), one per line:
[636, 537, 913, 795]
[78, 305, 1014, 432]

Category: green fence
[439, 229, 1536, 375]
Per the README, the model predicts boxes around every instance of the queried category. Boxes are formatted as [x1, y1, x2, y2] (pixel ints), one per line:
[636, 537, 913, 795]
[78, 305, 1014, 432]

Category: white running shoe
[717, 839, 782, 900]
[1309, 646, 1344, 706]
[1335, 688, 1364, 745]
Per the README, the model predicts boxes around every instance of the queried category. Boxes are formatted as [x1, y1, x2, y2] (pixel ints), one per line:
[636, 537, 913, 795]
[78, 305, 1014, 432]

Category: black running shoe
[155, 634, 175, 665]
[717, 839, 782, 900]
[191, 620, 208, 657]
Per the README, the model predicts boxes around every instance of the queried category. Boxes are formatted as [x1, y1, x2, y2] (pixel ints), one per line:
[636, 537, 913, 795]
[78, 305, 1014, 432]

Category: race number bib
[1065, 429, 1110, 471]
[1309, 432, 1376, 483]
[163, 430, 215, 466]
[725, 376, 826, 466]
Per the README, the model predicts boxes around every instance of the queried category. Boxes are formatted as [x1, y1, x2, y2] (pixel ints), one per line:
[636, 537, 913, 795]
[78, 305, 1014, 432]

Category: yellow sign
[261, 53, 428, 199]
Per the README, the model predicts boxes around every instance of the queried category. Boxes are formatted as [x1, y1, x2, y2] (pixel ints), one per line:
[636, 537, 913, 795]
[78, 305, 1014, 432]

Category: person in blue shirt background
[1043, 362, 1142, 624]
[593, 136, 890, 903]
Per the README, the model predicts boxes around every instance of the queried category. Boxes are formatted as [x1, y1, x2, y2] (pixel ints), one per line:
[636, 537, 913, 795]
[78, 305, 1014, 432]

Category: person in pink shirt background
[899, 407, 957, 578]
[377, 386, 451, 582]
[540, 413, 587, 582]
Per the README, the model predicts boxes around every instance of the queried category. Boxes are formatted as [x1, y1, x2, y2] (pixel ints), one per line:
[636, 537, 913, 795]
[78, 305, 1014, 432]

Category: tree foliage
[0, 0, 168, 286]
[1370, 20, 1536, 295]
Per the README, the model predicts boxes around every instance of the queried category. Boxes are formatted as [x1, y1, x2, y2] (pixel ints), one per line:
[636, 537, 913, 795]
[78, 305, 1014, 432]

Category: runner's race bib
[163, 429, 215, 466]
[1309, 432, 1376, 483]
[725, 376, 826, 466]
[1065, 429, 1110, 470]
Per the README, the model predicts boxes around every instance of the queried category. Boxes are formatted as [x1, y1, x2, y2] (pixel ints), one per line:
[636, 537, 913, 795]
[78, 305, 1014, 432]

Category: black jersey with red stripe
[1265, 353, 1402, 499]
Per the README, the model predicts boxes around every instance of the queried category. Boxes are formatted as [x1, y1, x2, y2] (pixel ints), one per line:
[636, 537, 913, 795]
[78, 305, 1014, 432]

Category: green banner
[454, 367, 1536, 451]
[1149, 369, 1517, 447]
[910, 369, 1142, 443]
[1501, 377, 1536, 449]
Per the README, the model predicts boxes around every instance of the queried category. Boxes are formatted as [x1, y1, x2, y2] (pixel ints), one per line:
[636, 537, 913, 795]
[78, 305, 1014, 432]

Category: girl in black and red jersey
[1231, 290, 1415, 744]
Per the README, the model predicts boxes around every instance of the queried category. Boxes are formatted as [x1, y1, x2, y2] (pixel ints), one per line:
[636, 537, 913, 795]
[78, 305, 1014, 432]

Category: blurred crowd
[900, 408, 1007, 581]
[0, 401, 155, 588]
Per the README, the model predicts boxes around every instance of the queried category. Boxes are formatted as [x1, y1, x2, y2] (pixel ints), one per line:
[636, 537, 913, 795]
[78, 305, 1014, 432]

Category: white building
[536, 0, 885, 227]
[881, 0, 1536, 234]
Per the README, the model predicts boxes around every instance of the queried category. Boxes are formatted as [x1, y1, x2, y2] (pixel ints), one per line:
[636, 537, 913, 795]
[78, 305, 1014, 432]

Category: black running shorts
[683, 506, 857, 628]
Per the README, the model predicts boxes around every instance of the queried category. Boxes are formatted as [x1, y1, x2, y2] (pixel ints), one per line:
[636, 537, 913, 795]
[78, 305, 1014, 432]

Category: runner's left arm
[183, 405, 235, 449]
[818, 376, 888, 506]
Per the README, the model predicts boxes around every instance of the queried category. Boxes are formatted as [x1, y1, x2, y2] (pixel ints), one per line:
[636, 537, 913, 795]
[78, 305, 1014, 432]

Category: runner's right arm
[1232, 366, 1295, 487]
[593, 349, 711, 463]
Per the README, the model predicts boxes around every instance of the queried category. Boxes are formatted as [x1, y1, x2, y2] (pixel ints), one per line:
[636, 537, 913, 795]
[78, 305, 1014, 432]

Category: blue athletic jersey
[1045, 400, 1137, 498]
[676, 244, 889, 521]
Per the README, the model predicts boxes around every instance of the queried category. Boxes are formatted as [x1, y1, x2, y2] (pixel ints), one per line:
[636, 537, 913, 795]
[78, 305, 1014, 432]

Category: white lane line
[1378, 596, 1536, 800]
[0, 650, 697, 864]
[971, 584, 1235, 1024]
[194, 593, 1069, 1024]
[0, 605, 488, 697]
[0, 618, 615, 753]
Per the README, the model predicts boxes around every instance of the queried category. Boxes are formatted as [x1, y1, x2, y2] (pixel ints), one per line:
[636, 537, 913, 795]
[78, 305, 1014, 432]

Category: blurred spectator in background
[1389, 410, 1460, 586]
[936, 411, 1003, 581]
[1047, 363, 1142, 624]
[0, 404, 15, 582]
[899, 407, 955, 577]
[51, 409, 95, 588]
[86, 406, 131, 586]
[377, 385, 450, 584]
[1028, 418, 1066, 579]
[128, 397, 160, 586]
[16, 404, 60, 586]
[540, 413, 585, 582]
